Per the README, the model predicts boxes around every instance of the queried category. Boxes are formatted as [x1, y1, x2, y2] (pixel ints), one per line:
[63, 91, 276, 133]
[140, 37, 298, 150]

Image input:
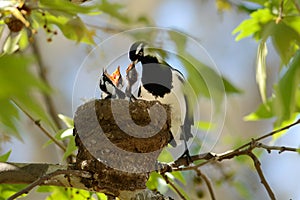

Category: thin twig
[195, 169, 216, 200]
[161, 173, 187, 200]
[257, 142, 298, 153]
[235, 119, 300, 152]
[11, 99, 66, 152]
[8, 169, 91, 200]
[167, 120, 300, 199]
[247, 152, 276, 200]
[173, 119, 300, 170]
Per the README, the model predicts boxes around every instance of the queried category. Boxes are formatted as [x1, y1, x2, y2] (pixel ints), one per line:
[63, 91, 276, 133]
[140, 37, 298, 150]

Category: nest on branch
[72, 99, 172, 197]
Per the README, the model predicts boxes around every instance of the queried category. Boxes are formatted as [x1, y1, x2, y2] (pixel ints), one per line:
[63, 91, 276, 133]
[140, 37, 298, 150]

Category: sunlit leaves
[246, 50, 300, 130]
[98, 0, 129, 23]
[233, 8, 274, 41]
[244, 99, 273, 121]
[37, 186, 107, 200]
[273, 50, 300, 126]
[234, 1, 300, 131]
[0, 184, 27, 200]
[0, 150, 11, 162]
[58, 114, 76, 160]
[39, 0, 101, 15]
[62, 131, 76, 160]
[269, 21, 300, 64]
[30, 10, 95, 45]
[0, 54, 51, 139]
[58, 114, 74, 128]
[146, 172, 168, 193]
[256, 40, 268, 103]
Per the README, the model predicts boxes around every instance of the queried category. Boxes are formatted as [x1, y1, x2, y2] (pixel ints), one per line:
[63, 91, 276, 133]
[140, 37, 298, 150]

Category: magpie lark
[128, 41, 194, 160]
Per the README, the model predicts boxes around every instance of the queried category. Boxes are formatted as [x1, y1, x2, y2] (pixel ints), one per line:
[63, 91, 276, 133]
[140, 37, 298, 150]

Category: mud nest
[72, 99, 172, 197]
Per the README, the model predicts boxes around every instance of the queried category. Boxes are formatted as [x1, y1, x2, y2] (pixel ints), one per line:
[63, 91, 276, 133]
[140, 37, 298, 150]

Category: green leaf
[256, 40, 268, 103]
[31, 10, 95, 44]
[269, 21, 300, 64]
[58, 114, 74, 128]
[0, 150, 11, 162]
[95, 193, 108, 200]
[18, 28, 29, 51]
[297, 148, 300, 154]
[157, 148, 174, 163]
[38, 186, 99, 200]
[273, 50, 300, 126]
[63, 135, 77, 160]
[244, 99, 273, 121]
[195, 121, 215, 130]
[43, 128, 66, 148]
[98, 0, 130, 23]
[285, 16, 300, 36]
[0, 184, 27, 200]
[223, 77, 242, 94]
[2, 32, 22, 54]
[0, 99, 20, 139]
[169, 171, 186, 185]
[182, 52, 240, 104]
[62, 16, 95, 44]
[60, 128, 73, 139]
[146, 172, 168, 193]
[0, 54, 53, 139]
[273, 113, 299, 140]
[39, 0, 101, 15]
[232, 8, 274, 41]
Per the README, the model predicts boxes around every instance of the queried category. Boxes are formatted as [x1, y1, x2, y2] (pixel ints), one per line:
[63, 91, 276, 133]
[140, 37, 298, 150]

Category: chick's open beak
[108, 66, 122, 86]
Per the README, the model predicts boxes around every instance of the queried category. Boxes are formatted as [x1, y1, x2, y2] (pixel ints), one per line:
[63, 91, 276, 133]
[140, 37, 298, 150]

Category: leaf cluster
[233, 0, 300, 129]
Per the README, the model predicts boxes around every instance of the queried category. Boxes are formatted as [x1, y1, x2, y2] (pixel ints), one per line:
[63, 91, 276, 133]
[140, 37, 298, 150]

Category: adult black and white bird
[128, 41, 194, 161]
[99, 66, 125, 99]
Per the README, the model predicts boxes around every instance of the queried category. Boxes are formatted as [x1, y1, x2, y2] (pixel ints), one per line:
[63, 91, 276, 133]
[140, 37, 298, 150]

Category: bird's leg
[177, 126, 193, 166]
[182, 140, 193, 166]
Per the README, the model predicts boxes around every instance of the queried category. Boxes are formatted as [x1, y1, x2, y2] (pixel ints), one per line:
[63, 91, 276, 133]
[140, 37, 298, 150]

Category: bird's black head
[129, 41, 147, 62]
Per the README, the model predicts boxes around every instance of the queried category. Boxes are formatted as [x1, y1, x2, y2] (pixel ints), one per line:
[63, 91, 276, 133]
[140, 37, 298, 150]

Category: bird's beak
[108, 66, 122, 86]
[126, 62, 135, 73]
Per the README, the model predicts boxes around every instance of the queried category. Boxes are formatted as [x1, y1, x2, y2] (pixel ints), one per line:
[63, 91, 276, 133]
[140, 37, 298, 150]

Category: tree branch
[161, 173, 187, 200]
[169, 119, 300, 199]
[235, 119, 300, 152]
[247, 152, 276, 200]
[7, 169, 91, 200]
[256, 142, 298, 153]
[11, 100, 66, 152]
[195, 169, 216, 200]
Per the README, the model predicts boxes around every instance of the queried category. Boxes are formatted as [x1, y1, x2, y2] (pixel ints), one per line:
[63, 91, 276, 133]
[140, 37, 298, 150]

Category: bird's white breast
[139, 71, 186, 140]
